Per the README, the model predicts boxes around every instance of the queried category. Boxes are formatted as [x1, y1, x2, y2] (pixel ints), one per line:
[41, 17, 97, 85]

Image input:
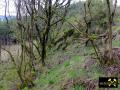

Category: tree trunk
[41, 37, 46, 66]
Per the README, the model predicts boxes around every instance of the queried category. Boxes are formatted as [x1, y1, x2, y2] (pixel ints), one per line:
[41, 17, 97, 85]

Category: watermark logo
[99, 77, 118, 88]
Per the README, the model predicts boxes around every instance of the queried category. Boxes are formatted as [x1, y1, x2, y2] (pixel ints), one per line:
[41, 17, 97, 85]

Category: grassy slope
[0, 39, 119, 90]
[22, 41, 117, 90]
[0, 38, 119, 90]
[32, 55, 86, 90]
[0, 45, 20, 90]
[23, 38, 120, 90]
[0, 16, 120, 90]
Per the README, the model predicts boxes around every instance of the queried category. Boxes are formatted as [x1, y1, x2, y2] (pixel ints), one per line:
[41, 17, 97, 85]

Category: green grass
[71, 85, 85, 90]
[31, 55, 85, 90]
[24, 43, 120, 90]
[0, 63, 18, 90]
[0, 39, 120, 90]
[113, 40, 120, 47]
[30, 52, 104, 90]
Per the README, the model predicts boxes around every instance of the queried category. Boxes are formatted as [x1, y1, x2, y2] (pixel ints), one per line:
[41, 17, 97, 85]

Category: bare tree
[106, 0, 117, 59]
[20, 0, 71, 66]
[69, 0, 117, 66]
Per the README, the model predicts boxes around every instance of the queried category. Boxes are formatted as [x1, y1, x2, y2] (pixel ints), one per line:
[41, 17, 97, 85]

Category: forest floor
[31, 41, 120, 90]
[0, 45, 21, 90]
[0, 39, 120, 90]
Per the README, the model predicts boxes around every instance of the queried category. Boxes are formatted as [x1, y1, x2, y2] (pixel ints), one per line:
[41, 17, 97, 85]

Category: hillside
[0, 0, 120, 90]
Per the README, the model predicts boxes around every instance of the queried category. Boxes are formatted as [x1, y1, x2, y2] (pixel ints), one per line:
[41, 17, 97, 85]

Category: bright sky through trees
[0, 0, 120, 16]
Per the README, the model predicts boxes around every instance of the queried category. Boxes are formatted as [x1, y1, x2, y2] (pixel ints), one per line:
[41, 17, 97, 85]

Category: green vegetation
[0, 0, 120, 90]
